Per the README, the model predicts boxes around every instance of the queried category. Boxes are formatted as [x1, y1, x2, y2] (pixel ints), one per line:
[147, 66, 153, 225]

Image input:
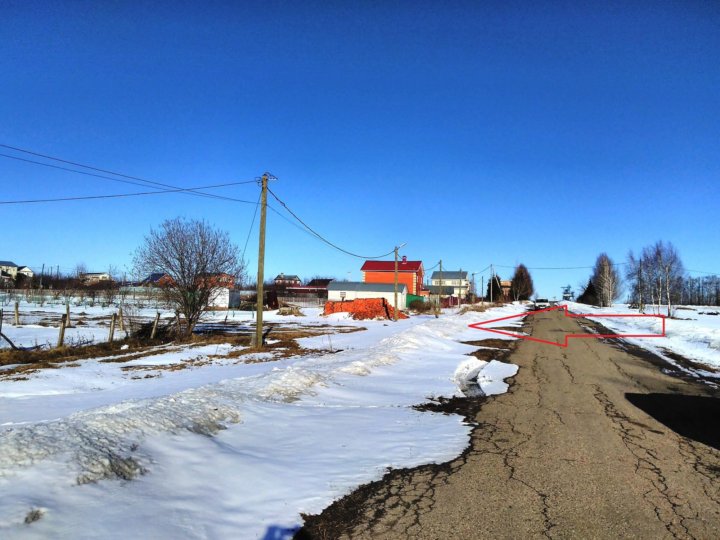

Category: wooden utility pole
[393, 247, 399, 322]
[392, 243, 406, 322]
[481, 276, 485, 306]
[439, 259, 443, 311]
[255, 173, 269, 349]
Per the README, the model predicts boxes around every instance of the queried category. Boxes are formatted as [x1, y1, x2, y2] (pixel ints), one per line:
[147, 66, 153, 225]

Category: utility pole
[393, 242, 407, 322]
[39, 263, 45, 290]
[481, 275, 484, 306]
[471, 272, 478, 304]
[394, 247, 399, 322]
[439, 259, 443, 311]
[255, 173, 269, 349]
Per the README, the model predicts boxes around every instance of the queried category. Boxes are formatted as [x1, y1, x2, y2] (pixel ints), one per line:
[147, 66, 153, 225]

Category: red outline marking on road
[468, 305, 666, 348]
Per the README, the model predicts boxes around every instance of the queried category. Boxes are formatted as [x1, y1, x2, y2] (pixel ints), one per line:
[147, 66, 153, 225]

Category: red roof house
[360, 257, 424, 296]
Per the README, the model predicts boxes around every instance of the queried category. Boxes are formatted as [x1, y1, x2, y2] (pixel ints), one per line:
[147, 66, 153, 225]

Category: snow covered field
[566, 302, 720, 378]
[0, 305, 523, 539]
[0, 301, 347, 350]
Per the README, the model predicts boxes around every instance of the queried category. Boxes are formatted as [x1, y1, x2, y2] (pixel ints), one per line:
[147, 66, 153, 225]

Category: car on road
[534, 298, 550, 310]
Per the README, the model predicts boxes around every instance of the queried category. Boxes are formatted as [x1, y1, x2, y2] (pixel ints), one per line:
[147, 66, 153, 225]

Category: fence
[276, 294, 326, 308]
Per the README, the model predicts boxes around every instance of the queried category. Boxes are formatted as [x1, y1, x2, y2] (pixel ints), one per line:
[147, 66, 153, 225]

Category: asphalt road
[297, 308, 720, 539]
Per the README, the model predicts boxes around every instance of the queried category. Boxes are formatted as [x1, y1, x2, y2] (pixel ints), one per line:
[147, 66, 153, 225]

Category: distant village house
[328, 281, 407, 307]
[274, 273, 302, 288]
[430, 270, 469, 298]
[0, 261, 35, 286]
[361, 257, 426, 304]
[79, 272, 112, 284]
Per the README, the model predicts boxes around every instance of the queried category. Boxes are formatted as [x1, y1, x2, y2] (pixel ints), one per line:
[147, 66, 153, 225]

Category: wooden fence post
[14, 301, 19, 326]
[57, 314, 67, 348]
[65, 302, 72, 328]
[118, 306, 125, 332]
[108, 313, 116, 343]
[150, 311, 160, 340]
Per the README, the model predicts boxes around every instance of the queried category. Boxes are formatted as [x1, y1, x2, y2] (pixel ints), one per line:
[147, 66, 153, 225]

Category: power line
[241, 192, 262, 262]
[0, 143, 257, 204]
[0, 152, 179, 191]
[686, 268, 720, 276]
[493, 263, 628, 271]
[267, 187, 395, 260]
[0, 181, 258, 205]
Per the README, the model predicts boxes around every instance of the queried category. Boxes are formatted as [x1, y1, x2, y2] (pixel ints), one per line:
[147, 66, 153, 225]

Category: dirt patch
[462, 339, 514, 362]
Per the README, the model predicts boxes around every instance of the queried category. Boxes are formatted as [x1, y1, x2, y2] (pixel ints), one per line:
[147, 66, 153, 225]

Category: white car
[534, 298, 550, 310]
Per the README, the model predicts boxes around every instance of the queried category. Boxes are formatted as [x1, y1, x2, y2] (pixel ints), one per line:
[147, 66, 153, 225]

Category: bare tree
[74, 263, 88, 279]
[626, 250, 645, 312]
[592, 253, 621, 307]
[133, 218, 244, 337]
[626, 241, 685, 316]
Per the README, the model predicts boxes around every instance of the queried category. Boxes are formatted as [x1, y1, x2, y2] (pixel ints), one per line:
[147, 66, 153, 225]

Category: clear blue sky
[2, 1, 718, 298]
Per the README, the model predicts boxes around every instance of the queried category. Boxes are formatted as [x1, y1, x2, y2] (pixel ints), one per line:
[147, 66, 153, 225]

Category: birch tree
[592, 253, 621, 307]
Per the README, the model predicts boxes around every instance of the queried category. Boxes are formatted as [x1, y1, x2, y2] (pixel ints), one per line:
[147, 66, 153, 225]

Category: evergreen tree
[486, 275, 504, 303]
[510, 264, 534, 301]
[577, 279, 599, 305]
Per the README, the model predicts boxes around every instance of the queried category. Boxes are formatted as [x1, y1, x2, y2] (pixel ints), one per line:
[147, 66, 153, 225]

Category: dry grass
[458, 304, 489, 315]
[1, 322, 365, 378]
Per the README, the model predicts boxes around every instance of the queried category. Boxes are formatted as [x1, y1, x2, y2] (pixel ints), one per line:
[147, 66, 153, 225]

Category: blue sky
[1, 1, 718, 298]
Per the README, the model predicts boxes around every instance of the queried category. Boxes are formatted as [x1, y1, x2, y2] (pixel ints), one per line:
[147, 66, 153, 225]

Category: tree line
[577, 240, 717, 316]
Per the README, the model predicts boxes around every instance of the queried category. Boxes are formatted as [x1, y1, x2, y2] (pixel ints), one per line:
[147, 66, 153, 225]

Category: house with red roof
[360, 257, 425, 298]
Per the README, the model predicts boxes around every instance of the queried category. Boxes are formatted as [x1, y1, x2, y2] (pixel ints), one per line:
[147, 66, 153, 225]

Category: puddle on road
[626, 393, 720, 451]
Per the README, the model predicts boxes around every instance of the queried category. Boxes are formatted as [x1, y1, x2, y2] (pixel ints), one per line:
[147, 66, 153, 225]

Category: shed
[328, 281, 408, 307]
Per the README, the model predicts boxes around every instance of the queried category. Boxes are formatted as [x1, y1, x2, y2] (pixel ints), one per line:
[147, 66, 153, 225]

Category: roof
[306, 278, 333, 287]
[360, 260, 423, 272]
[142, 272, 169, 283]
[427, 285, 456, 294]
[431, 271, 467, 280]
[328, 281, 407, 293]
[0, 261, 18, 267]
[275, 273, 301, 281]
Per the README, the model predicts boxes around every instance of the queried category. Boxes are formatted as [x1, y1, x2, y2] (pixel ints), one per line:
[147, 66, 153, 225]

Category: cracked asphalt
[297, 308, 720, 539]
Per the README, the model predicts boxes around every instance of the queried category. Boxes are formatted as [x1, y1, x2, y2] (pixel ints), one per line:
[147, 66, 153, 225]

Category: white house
[0, 261, 33, 283]
[430, 270, 469, 298]
[79, 272, 112, 284]
[0, 261, 19, 280]
[328, 281, 407, 307]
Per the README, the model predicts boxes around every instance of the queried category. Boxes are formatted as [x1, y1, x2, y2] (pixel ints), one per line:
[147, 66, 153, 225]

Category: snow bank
[566, 302, 720, 376]
[0, 304, 524, 539]
[454, 358, 519, 396]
